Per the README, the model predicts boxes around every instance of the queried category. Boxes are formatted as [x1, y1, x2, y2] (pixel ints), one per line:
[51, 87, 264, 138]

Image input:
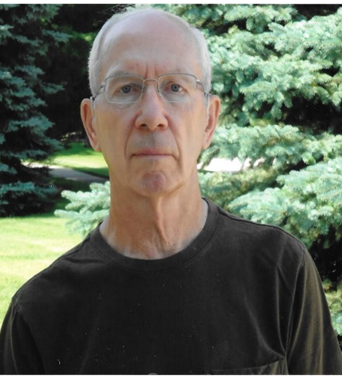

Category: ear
[80, 98, 101, 152]
[202, 95, 221, 150]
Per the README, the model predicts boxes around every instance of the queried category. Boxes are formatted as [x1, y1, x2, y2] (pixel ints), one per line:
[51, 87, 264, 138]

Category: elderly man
[1, 7, 342, 375]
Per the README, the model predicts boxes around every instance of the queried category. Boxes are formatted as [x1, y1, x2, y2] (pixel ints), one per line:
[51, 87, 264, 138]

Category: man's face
[83, 12, 220, 198]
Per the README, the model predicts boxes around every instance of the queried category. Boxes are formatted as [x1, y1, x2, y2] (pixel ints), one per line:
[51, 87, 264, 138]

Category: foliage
[55, 182, 110, 236]
[0, 4, 69, 216]
[324, 280, 342, 338]
[160, 4, 342, 284]
[43, 4, 127, 139]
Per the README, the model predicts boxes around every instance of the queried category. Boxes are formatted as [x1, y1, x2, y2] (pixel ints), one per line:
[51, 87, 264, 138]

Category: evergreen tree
[189, 4, 342, 285]
[0, 4, 69, 216]
[153, 4, 342, 284]
[44, 4, 126, 139]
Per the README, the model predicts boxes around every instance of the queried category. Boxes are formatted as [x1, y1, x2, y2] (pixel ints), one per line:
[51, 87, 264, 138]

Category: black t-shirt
[1, 199, 342, 374]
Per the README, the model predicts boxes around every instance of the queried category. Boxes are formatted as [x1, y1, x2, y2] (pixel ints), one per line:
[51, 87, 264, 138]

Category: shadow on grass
[55, 141, 96, 157]
[68, 166, 109, 178]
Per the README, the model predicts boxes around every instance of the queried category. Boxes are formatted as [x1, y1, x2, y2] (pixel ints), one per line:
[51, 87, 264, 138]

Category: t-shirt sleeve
[287, 247, 342, 374]
[0, 299, 44, 374]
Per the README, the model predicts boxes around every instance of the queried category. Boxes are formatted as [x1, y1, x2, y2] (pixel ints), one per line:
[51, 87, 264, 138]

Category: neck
[100, 189, 207, 260]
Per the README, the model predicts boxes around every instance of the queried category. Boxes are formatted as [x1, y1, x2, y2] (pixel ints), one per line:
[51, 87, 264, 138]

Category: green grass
[0, 177, 92, 327]
[0, 213, 82, 327]
[50, 141, 109, 178]
[0, 143, 109, 327]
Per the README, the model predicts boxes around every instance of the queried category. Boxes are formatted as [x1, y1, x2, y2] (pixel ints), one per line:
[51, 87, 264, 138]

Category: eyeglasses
[91, 73, 210, 105]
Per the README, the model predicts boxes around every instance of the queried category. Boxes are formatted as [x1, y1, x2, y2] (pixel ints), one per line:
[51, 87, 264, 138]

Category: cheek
[187, 109, 209, 150]
[94, 121, 124, 164]
[96, 108, 129, 145]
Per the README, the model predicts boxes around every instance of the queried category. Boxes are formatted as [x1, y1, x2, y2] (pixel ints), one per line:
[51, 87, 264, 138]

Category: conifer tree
[0, 4, 69, 216]
[43, 4, 126, 139]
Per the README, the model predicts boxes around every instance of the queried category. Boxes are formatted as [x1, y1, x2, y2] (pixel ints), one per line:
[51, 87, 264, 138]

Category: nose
[134, 81, 168, 131]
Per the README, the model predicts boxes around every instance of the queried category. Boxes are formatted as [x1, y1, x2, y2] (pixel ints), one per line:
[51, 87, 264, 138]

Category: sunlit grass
[50, 141, 109, 177]
[0, 143, 106, 327]
[0, 213, 82, 327]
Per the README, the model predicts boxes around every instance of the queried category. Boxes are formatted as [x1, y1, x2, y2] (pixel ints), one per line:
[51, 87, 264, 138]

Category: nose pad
[142, 78, 161, 99]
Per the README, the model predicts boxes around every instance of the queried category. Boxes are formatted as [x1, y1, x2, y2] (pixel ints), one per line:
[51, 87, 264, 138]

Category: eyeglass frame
[90, 72, 210, 105]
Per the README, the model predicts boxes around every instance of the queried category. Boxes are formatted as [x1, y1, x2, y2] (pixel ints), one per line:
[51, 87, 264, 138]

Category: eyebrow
[104, 68, 190, 81]
[105, 70, 142, 80]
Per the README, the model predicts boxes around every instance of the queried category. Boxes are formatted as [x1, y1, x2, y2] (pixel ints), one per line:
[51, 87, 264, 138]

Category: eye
[170, 83, 182, 93]
[163, 80, 186, 96]
[105, 76, 143, 103]
[120, 85, 133, 94]
[106, 77, 142, 96]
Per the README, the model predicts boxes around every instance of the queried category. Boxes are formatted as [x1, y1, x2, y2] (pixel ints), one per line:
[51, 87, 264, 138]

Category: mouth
[133, 149, 171, 157]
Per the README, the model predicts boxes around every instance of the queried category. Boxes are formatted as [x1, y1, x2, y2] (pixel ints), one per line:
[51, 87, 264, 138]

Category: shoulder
[206, 198, 307, 270]
[12, 230, 98, 316]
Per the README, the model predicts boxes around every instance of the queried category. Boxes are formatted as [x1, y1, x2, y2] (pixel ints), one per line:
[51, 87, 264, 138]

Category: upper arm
[0, 300, 44, 374]
[287, 249, 342, 374]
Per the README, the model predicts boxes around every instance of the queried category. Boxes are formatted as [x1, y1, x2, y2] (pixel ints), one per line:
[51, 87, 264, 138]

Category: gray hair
[88, 7, 212, 97]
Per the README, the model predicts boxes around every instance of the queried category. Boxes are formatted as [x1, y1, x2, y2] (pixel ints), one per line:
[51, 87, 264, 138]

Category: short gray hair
[88, 7, 212, 96]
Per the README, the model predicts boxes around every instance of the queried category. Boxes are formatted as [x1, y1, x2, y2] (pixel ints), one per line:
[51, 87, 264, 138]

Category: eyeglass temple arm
[196, 79, 210, 98]
[91, 83, 106, 101]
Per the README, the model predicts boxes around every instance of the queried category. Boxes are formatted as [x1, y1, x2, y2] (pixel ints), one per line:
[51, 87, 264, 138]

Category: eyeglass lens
[104, 74, 198, 104]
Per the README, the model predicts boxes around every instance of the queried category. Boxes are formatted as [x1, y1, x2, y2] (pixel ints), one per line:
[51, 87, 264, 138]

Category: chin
[136, 172, 180, 196]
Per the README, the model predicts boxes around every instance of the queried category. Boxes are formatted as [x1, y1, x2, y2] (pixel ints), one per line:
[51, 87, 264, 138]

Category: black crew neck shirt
[1, 199, 341, 374]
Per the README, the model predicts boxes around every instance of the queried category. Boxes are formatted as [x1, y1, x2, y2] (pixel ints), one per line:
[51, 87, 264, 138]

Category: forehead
[100, 12, 200, 79]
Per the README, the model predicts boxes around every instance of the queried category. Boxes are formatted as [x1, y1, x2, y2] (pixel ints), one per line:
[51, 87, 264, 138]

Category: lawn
[0, 142, 108, 327]
[50, 141, 109, 178]
[0, 213, 82, 327]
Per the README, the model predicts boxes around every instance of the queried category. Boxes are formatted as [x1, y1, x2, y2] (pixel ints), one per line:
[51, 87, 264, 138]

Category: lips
[132, 148, 171, 157]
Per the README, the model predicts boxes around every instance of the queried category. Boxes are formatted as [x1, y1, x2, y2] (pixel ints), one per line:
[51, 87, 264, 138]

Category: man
[1, 7, 342, 375]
